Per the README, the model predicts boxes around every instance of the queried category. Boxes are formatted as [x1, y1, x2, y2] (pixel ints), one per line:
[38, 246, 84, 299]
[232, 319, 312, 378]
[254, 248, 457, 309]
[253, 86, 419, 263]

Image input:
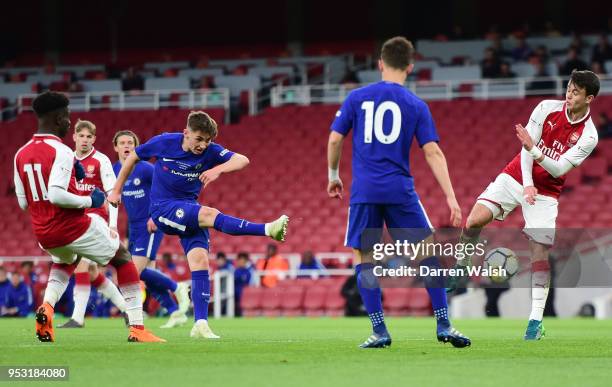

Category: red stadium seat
[240, 287, 264, 317]
[260, 288, 283, 317]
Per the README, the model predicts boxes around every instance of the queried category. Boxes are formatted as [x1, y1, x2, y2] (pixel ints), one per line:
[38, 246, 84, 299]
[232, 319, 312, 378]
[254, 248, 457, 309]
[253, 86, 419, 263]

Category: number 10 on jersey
[361, 101, 402, 144]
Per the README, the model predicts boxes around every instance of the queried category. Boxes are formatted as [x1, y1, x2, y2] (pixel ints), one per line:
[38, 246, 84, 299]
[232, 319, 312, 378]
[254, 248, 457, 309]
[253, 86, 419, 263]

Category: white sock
[43, 268, 71, 307]
[529, 270, 550, 321]
[98, 278, 126, 312]
[120, 284, 143, 326]
[71, 285, 91, 324]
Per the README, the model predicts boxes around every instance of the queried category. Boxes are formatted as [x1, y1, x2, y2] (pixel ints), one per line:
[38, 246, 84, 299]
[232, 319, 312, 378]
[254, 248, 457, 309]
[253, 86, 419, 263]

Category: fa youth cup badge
[568, 131, 580, 147]
[133, 178, 141, 186]
[176, 208, 185, 219]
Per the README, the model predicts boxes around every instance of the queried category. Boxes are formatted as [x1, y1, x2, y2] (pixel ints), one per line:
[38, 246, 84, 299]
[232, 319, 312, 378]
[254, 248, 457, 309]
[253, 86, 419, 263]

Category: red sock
[91, 272, 106, 288]
[74, 272, 90, 286]
[110, 259, 140, 287]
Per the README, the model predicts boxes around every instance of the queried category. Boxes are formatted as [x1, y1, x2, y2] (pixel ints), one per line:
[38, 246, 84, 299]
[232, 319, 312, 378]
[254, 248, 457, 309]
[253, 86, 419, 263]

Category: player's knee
[466, 207, 491, 229]
[187, 248, 209, 271]
[110, 244, 132, 267]
[198, 206, 220, 228]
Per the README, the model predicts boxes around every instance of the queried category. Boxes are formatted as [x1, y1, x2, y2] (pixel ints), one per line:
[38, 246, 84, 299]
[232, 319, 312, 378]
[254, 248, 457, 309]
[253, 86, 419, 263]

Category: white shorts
[477, 173, 558, 245]
[45, 214, 120, 265]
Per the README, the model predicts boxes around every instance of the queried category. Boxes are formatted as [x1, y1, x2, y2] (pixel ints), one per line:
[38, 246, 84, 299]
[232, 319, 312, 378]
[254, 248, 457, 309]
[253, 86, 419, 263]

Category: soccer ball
[483, 247, 519, 283]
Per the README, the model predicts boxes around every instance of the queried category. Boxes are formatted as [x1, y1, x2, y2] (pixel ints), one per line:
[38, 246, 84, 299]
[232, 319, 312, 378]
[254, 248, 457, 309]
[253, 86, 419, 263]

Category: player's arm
[516, 124, 598, 178]
[108, 151, 139, 206]
[47, 148, 100, 209]
[99, 154, 119, 228]
[13, 159, 28, 211]
[327, 131, 345, 199]
[519, 101, 546, 204]
[422, 142, 461, 227]
[199, 152, 249, 188]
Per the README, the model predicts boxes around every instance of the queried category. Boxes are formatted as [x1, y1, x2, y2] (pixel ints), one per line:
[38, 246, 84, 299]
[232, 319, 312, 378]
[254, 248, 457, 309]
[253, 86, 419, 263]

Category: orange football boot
[127, 327, 167, 343]
[35, 302, 55, 342]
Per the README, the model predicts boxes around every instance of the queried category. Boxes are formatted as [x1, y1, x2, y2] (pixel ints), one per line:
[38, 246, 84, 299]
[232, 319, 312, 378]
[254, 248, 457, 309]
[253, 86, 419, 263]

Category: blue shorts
[150, 200, 210, 254]
[128, 220, 164, 260]
[345, 201, 433, 250]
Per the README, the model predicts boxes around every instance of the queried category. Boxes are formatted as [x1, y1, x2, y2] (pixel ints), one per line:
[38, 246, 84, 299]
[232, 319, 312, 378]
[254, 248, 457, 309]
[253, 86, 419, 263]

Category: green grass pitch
[1, 317, 612, 387]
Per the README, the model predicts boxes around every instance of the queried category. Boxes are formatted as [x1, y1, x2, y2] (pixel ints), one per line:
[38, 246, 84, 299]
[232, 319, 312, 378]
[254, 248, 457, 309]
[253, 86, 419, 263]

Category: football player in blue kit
[327, 37, 471, 348]
[112, 130, 190, 329]
[109, 112, 288, 339]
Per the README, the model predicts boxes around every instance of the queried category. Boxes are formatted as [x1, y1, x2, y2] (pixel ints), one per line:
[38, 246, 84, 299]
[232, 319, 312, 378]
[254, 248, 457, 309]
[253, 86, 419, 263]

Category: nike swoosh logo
[162, 158, 174, 162]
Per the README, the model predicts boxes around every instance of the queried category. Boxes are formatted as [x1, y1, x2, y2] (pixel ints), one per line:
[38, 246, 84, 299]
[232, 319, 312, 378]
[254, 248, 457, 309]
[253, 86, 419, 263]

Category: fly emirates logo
[536, 139, 566, 161]
[76, 182, 97, 192]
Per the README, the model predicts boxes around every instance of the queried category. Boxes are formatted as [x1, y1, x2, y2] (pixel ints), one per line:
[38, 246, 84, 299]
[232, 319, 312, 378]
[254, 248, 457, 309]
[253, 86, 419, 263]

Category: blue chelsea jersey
[113, 160, 154, 223]
[330, 81, 439, 204]
[135, 133, 234, 203]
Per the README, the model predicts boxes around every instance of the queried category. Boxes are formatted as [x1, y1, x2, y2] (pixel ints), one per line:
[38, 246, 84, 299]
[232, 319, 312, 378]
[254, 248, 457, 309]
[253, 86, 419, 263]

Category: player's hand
[327, 179, 343, 199]
[147, 218, 157, 233]
[447, 196, 462, 227]
[107, 191, 121, 207]
[74, 160, 86, 181]
[515, 124, 535, 151]
[90, 188, 106, 208]
[523, 186, 538, 205]
[200, 169, 221, 188]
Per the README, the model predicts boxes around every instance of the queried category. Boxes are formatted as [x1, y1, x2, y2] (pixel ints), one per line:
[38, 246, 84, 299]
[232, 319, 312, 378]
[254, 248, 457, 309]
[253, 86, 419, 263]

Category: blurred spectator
[340, 66, 359, 86]
[529, 45, 550, 65]
[255, 244, 289, 288]
[297, 251, 326, 277]
[569, 34, 585, 55]
[481, 47, 501, 78]
[2, 274, 33, 317]
[234, 252, 253, 317]
[591, 61, 606, 76]
[559, 47, 589, 76]
[0, 267, 9, 311]
[597, 113, 612, 139]
[528, 62, 556, 95]
[511, 37, 532, 62]
[498, 62, 516, 79]
[485, 286, 509, 317]
[592, 34, 612, 64]
[484, 25, 501, 41]
[216, 251, 233, 271]
[122, 67, 144, 91]
[20, 261, 37, 287]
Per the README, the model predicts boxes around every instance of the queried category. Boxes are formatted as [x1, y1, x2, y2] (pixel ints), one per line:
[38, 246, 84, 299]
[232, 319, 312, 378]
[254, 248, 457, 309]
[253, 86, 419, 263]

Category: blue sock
[356, 263, 387, 336]
[191, 270, 210, 321]
[213, 213, 266, 236]
[141, 268, 178, 292]
[420, 256, 450, 329]
[149, 287, 178, 315]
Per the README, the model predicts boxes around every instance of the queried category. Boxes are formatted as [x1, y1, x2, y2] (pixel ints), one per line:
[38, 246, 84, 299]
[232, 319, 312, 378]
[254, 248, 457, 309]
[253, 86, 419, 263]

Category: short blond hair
[113, 130, 140, 146]
[187, 111, 217, 138]
[74, 119, 97, 135]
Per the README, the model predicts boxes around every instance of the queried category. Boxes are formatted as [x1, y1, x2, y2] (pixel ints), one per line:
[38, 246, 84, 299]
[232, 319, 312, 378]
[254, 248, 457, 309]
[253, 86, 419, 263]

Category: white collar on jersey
[33, 133, 62, 141]
[74, 147, 96, 160]
[564, 104, 590, 125]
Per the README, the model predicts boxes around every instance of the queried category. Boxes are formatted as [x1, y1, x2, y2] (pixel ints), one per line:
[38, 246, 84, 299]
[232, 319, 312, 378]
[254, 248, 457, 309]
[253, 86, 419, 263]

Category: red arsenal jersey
[503, 100, 598, 198]
[14, 134, 91, 249]
[75, 148, 116, 222]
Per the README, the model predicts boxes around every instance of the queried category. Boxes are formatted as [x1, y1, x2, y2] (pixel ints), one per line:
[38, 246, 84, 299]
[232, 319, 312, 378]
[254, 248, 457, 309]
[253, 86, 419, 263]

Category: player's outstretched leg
[141, 267, 190, 314]
[421, 256, 471, 348]
[525, 258, 550, 340]
[91, 271, 128, 323]
[36, 262, 79, 342]
[187, 248, 220, 339]
[355, 263, 391, 348]
[108, 246, 166, 343]
[199, 206, 289, 242]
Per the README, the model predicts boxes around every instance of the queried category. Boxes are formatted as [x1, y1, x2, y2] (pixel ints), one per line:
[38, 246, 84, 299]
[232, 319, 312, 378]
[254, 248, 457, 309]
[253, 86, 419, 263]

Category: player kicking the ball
[448, 70, 600, 340]
[327, 37, 470, 349]
[109, 111, 288, 339]
[112, 130, 190, 328]
[14, 91, 164, 343]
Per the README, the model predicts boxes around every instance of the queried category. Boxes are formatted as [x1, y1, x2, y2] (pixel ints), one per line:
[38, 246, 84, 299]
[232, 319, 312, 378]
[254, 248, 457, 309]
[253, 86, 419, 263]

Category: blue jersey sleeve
[330, 93, 355, 135]
[209, 143, 235, 167]
[135, 134, 166, 160]
[142, 161, 154, 185]
[415, 102, 440, 147]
